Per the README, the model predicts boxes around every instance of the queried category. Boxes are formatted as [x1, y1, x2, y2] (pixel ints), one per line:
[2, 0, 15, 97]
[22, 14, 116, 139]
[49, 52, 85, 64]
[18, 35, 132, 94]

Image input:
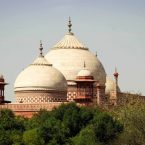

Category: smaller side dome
[14, 42, 67, 103]
[14, 46, 67, 92]
[76, 62, 94, 80]
[105, 77, 121, 95]
[77, 69, 92, 77]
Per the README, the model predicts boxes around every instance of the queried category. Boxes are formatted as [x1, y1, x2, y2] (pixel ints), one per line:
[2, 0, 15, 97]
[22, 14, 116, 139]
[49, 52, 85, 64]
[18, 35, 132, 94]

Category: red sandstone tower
[74, 62, 95, 105]
[0, 75, 8, 103]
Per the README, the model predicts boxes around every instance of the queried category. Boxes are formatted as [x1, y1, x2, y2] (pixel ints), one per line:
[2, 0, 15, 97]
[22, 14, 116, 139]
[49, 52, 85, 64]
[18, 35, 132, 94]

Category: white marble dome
[14, 54, 67, 92]
[45, 32, 106, 85]
[105, 77, 120, 94]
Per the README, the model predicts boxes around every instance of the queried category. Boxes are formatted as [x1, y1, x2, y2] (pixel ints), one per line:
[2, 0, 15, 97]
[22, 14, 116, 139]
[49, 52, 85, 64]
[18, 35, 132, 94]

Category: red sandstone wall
[0, 102, 63, 118]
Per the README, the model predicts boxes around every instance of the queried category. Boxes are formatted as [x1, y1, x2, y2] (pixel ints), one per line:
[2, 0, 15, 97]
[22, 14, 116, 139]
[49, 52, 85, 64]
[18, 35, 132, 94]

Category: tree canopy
[2, 102, 145, 145]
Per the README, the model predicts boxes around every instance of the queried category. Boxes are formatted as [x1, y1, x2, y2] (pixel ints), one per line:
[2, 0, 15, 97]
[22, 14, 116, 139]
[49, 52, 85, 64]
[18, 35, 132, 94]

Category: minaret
[114, 67, 119, 86]
[0, 75, 8, 103]
[113, 67, 119, 105]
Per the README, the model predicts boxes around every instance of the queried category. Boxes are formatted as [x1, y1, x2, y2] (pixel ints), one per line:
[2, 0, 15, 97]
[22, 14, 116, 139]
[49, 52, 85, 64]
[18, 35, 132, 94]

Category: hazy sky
[0, 0, 145, 101]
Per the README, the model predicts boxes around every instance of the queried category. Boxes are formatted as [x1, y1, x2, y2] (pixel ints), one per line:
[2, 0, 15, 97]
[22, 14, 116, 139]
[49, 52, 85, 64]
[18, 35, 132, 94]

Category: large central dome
[45, 19, 106, 85]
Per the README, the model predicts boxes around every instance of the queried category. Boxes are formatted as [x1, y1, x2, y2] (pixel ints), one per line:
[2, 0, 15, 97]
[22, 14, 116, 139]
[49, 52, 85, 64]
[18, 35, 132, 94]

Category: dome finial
[96, 51, 97, 57]
[115, 67, 117, 73]
[68, 16, 72, 33]
[39, 40, 43, 57]
[84, 61, 86, 68]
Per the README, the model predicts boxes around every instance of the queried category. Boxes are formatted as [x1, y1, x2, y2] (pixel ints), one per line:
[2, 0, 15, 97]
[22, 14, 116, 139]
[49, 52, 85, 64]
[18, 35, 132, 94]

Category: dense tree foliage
[0, 109, 26, 145]
[0, 102, 137, 145]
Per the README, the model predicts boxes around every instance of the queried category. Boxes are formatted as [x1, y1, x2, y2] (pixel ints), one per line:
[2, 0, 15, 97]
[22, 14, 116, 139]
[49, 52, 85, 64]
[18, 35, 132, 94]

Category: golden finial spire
[39, 40, 43, 57]
[68, 17, 72, 33]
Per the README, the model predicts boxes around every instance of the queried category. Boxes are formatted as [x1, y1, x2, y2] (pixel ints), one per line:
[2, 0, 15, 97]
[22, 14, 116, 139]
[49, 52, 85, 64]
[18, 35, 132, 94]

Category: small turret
[0, 75, 8, 103]
[75, 62, 95, 105]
